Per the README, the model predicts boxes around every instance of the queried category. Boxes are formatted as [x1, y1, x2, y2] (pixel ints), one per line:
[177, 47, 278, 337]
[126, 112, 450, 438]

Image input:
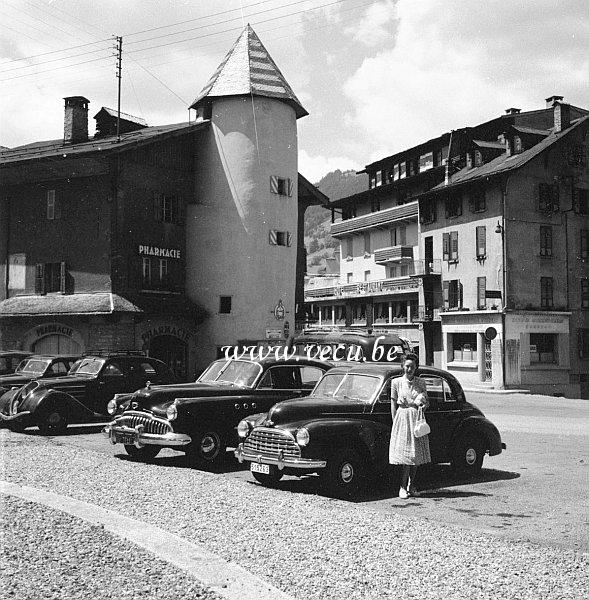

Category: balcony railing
[331, 201, 418, 237]
[305, 275, 419, 300]
[374, 245, 414, 264]
[411, 259, 442, 276]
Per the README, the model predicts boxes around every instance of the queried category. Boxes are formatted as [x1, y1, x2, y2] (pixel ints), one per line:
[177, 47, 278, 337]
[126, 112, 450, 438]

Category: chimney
[64, 96, 89, 144]
[545, 95, 564, 108]
[553, 101, 571, 132]
[505, 107, 521, 115]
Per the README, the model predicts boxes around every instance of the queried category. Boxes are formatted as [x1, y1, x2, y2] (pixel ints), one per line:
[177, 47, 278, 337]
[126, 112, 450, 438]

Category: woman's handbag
[414, 407, 430, 438]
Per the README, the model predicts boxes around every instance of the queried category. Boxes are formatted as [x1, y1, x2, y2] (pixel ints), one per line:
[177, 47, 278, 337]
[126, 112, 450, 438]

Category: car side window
[420, 376, 445, 409]
[442, 379, 457, 403]
[376, 379, 391, 403]
[140, 361, 157, 375]
[50, 361, 68, 374]
[257, 367, 301, 390]
[300, 366, 324, 389]
[103, 362, 124, 377]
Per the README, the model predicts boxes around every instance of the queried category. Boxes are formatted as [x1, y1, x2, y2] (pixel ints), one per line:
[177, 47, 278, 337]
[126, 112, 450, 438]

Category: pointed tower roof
[190, 25, 308, 119]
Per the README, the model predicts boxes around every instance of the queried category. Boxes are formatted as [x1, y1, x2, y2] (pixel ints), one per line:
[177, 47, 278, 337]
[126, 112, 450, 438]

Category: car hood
[267, 395, 368, 426]
[0, 373, 36, 387]
[30, 374, 93, 390]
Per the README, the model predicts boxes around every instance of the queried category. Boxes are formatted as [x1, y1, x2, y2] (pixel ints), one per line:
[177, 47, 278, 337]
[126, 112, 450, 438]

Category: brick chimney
[553, 101, 571, 132]
[64, 96, 89, 144]
[545, 94, 564, 108]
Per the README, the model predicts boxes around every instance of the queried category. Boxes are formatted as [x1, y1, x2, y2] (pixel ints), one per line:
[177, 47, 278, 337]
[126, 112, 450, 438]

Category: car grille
[116, 411, 172, 435]
[244, 427, 301, 459]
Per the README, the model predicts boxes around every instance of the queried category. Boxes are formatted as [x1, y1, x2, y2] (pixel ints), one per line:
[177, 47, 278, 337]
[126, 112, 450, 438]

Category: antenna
[115, 36, 123, 142]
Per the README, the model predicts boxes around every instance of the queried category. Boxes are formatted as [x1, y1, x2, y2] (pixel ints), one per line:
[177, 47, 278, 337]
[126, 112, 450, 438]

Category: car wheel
[37, 403, 68, 435]
[8, 421, 27, 433]
[320, 448, 366, 497]
[123, 444, 161, 461]
[187, 429, 226, 467]
[252, 466, 283, 486]
[452, 433, 485, 476]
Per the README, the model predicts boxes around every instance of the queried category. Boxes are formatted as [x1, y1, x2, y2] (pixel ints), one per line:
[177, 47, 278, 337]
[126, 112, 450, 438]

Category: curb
[0, 480, 297, 600]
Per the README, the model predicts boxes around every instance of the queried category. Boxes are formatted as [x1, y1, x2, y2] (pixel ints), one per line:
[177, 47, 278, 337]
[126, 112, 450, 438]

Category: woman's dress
[389, 375, 431, 465]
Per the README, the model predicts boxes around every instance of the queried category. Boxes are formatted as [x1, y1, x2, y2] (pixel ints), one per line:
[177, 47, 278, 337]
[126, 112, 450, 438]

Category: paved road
[19, 392, 589, 553]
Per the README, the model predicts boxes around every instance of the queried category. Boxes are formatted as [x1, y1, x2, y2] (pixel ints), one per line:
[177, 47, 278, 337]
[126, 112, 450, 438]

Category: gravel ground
[2, 431, 588, 600]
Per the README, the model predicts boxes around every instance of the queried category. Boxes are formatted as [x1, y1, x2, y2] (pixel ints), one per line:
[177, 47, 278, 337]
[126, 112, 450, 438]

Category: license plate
[114, 431, 135, 445]
[250, 462, 270, 475]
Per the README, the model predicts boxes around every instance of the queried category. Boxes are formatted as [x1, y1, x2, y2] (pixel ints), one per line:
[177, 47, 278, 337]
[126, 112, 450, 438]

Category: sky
[1, 0, 588, 183]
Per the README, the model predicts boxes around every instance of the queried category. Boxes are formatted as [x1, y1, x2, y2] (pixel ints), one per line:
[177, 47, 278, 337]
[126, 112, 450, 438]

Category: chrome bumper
[0, 410, 31, 422]
[103, 423, 192, 448]
[234, 443, 327, 470]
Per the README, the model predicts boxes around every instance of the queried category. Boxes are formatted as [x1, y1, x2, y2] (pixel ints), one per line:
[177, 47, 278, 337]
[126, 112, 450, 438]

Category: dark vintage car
[0, 350, 32, 376]
[0, 354, 80, 397]
[103, 357, 331, 466]
[0, 354, 176, 434]
[235, 363, 505, 496]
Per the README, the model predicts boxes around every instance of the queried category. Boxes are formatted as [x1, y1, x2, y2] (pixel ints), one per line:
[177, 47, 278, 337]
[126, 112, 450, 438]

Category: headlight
[295, 427, 310, 447]
[166, 403, 178, 421]
[107, 399, 118, 415]
[237, 420, 250, 438]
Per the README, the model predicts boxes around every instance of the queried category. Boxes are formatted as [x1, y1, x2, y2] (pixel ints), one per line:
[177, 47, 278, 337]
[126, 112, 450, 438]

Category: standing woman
[389, 353, 431, 498]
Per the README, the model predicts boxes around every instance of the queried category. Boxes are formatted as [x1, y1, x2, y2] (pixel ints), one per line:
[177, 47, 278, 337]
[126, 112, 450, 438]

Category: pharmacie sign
[138, 245, 181, 259]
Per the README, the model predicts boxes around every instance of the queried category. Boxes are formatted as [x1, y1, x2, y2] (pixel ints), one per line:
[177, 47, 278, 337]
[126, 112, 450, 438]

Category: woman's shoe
[398, 487, 409, 499]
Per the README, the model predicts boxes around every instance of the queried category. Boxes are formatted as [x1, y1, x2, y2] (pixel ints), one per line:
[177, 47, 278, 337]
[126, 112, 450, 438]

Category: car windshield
[197, 359, 261, 388]
[313, 372, 382, 403]
[74, 358, 106, 375]
[67, 359, 84, 375]
[16, 359, 51, 375]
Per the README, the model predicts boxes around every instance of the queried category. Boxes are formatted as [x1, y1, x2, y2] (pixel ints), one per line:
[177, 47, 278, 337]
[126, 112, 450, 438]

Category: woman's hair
[403, 352, 419, 368]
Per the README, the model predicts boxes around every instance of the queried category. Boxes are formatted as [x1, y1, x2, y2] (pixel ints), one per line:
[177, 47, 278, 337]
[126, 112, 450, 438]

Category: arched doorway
[149, 335, 188, 380]
[32, 334, 82, 355]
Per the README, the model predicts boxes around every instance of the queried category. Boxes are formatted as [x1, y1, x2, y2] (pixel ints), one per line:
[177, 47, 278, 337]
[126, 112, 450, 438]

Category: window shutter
[459, 280, 463, 308]
[538, 183, 547, 212]
[551, 184, 560, 211]
[270, 176, 279, 195]
[442, 281, 449, 310]
[399, 225, 406, 246]
[578, 330, 585, 359]
[269, 230, 277, 245]
[477, 276, 486, 309]
[450, 231, 459, 260]
[287, 232, 292, 247]
[468, 195, 474, 212]
[444, 197, 450, 218]
[60, 262, 67, 294]
[443, 233, 450, 261]
[287, 178, 293, 197]
[476, 226, 486, 257]
[154, 193, 163, 221]
[35, 263, 45, 295]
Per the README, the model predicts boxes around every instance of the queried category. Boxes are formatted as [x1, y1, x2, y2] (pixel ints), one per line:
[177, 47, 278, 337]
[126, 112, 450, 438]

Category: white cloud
[298, 149, 361, 183]
[343, 0, 589, 155]
[345, 0, 397, 48]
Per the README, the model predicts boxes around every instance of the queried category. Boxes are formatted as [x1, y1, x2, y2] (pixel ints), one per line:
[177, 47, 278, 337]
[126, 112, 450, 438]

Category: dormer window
[514, 136, 522, 153]
[474, 150, 483, 167]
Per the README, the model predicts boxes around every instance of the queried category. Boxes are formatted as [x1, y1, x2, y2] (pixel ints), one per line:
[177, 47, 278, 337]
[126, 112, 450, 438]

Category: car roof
[216, 356, 331, 368]
[24, 354, 80, 360]
[323, 362, 462, 380]
[294, 328, 407, 346]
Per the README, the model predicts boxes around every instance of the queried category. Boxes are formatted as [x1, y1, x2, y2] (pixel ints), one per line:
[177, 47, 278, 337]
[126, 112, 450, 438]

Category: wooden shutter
[551, 184, 560, 211]
[35, 263, 45, 295]
[444, 197, 450, 218]
[270, 176, 279, 195]
[399, 225, 406, 246]
[287, 178, 293, 197]
[477, 276, 486, 309]
[60, 262, 67, 294]
[269, 230, 277, 245]
[154, 193, 163, 221]
[442, 281, 449, 310]
[459, 280, 463, 308]
[442, 233, 450, 261]
[538, 183, 548, 212]
[450, 231, 459, 261]
[476, 226, 486, 257]
[287, 232, 292, 247]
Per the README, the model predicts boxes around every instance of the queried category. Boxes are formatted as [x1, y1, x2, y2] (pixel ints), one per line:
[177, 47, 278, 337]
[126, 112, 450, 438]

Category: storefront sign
[141, 325, 192, 343]
[266, 328, 283, 340]
[333, 279, 418, 299]
[35, 324, 73, 338]
[138, 245, 181, 259]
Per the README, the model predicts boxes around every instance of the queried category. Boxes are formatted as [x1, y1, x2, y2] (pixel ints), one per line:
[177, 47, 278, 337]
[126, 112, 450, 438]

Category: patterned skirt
[389, 406, 431, 466]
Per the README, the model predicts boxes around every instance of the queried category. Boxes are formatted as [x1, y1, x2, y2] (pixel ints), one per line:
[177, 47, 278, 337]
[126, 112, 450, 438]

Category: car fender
[21, 388, 94, 417]
[452, 415, 503, 456]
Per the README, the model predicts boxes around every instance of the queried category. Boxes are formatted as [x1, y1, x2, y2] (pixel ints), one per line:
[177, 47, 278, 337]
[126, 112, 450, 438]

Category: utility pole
[115, 36, 123, 143]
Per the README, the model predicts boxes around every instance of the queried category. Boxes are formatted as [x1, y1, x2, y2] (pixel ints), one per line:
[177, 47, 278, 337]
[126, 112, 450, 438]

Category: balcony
[305, 275, 419, 301]
[331, 201, 418, 237]
[410, 259, 442, 277]
[374, 245, 414, 264]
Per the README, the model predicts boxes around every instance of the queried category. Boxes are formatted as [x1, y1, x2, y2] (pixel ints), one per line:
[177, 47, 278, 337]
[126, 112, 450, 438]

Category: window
[375, 170, 382, 187]
[420, 201, 437, 224]
[540, 277, 554, 308]
[581, 230, 589, 261]
[370, 197, 381, 212]
[347, 273, 353, 284]
[369, 174, 376, 189]
[399, 162, 406, 179]
[540, 226, 553, 257]
[579, 329, 589, 358]
[374, 302, 389, 323]
[477, 276, 487, 309]
[46, 190, 57, 220]
[530, 333, 557, 363]
[141, 257, 177, 291]
[452, 333, 476, 362]
[35, 262, 66, 294]
[219, 296, 232, 314]
[400, 265, 408, 276]
[159, 259, 168, 284]
[342, 204, 356, 220]
[270, 176, 292, 196]
[388, 265, 398, 278]
[476, 226, 486, 259]
[443, 231, 459, 262]
[269, 230, 292, 246]
[538, 183, 560, 213]
[582, 279, 589, 309]
[390, 225, 406, 246]
[154, 194, 183, 224]
[142, 257, 151, 287]
[393, 164, 400, 180]
[346, 237, 353, 258]
[352, 303, 366, 323]
[474, 150, 483, 167]
[364, 270, 370, 282]
[513, 136, 522, 153]
[443, 279, 462, 310]
[419, 152, 433, 172]
[445, 194, 462, 218]
[363, 232, 371, 255]
[573, 189, 589, 214]
[469, 189, 486, 212]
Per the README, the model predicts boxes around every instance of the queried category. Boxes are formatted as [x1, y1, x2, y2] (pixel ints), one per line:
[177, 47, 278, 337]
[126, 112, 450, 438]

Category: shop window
[573, 189, 589, 214]
[582, 279, 589, 309]
[530, 333, 557, 364]
[334, 305, 346, 324]
[141, 257, 178, 291]
[219, 296, 232, 314]
[154, 194, 183, 224]
[476, 226, 486, 259]
[321, 305, 333, 323]
[477, 276, 486, 309]
[35, 262, 66, 294]
[451, 333, 477, 362]
[445, 194, 462, 218]
[270, 176, 292, 196]
[581, 230, 588, 260]
[269, 230, 292, 246]
[538, 183, 560, 213]
[352, 303, 366, 324]
[540, 226, 553, 257]
[373, 302, 389, 323]
[469, 189, 486, 212]
[540, 277, 554, 308]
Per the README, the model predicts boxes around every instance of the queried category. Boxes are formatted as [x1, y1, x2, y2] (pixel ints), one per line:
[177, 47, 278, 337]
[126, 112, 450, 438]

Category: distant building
[0, 26, 326, 378]
[306, 97, 589, 398]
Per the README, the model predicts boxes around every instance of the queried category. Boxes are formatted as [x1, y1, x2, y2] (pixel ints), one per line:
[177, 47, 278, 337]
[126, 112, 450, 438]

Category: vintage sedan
[0, 350, 32, 376]
[0, 354, 176, 434]
[235, 363, 505, 496]
[0, 354, 80, 397]
[103, 357, 331, 466]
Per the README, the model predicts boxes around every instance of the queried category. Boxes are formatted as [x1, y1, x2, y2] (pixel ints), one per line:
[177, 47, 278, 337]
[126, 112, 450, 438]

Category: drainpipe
[500, 175, 511, 389]
[3, 196, 10, 299]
